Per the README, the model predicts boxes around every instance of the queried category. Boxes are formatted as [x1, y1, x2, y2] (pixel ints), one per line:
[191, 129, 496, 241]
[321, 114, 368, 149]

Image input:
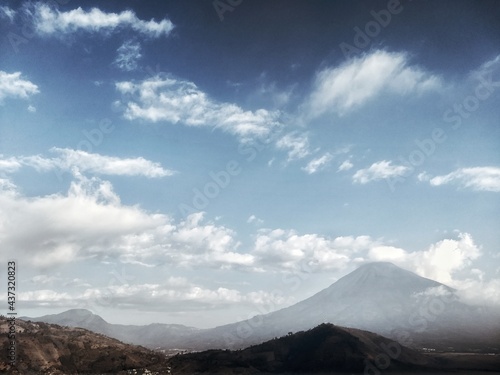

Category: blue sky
[0, 0, 499, 327]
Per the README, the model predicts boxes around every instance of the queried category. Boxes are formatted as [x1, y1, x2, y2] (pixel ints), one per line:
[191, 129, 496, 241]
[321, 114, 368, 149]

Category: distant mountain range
[21, 308, 201, 349]
[23, 262, 500, 352]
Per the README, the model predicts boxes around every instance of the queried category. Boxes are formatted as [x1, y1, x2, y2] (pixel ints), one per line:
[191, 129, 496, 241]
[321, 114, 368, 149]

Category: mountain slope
[178, 262, 500, 351]
[267, 262, 450, 332]
[0, 316, 170, 374]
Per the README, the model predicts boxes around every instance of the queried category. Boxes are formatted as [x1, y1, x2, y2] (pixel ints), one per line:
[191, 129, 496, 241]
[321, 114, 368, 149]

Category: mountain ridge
[24, 262, 500, 352]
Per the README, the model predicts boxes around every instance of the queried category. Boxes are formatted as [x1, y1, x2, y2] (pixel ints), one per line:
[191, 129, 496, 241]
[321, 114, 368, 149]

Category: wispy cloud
[302, 152, 333, 174]
[17, 279, 290, 313]
[352, 160, 409, 184]
[247, 214, 264, 225]
[22, 148, 175, 178]
[114, 40, 142, 71]
[0, 5, 15, 21]
[26, 4, 174, 38]
[338, 159, 353, 172]
[116, 76, 282, 142]
[429, 167, 500, 192]
[0, 71, 39, 103]
[0, 156, 23, 173]
[304, 50, 441, 118]
[276, 132, 310, 161]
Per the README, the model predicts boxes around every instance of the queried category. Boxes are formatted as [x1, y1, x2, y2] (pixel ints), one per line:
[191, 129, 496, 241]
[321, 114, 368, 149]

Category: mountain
[0, 315, 170, 374]
[25, 263, 500, 352]
[22, 308, 201, 349]
[176, 262, 500, 351]
[166, 323, 500, 374]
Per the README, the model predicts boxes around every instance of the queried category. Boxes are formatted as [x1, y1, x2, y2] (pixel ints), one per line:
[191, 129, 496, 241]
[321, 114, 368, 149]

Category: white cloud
[302, 152, 333, 174]
[429, 167, 500, 192]
[114, 40, 142, 71]
[417, 171, 431, 182]
[0, 71, 39, 103]
[0, 176, 252, 271]
[276, 132, 310, 161]
[0, 156, 23, 173]
[13, 280, 291, 313]
[367, 232, 481, 287]
[27, 104, 37, 112]
[453, 278, 500, 306]
[116, 76, 282, 142]
[22, 148, 175, 178]
[304, 50, 441, 117]
[0, 5, 15, 21]
[469, 54, 500, 82]
[352, 160, 409, 184]
[28, 275, 62, 286]
[252, 227, 496, 305]
[253, 229, 375, 272]
[338, 159, 353, 172]
[247, 215, 264, 225]
[27, 4, 174, 38]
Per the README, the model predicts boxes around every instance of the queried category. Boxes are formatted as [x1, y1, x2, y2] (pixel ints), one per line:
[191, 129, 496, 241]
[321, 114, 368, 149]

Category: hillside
[167, 323, 500, 374]
[0, 316, 170, 374]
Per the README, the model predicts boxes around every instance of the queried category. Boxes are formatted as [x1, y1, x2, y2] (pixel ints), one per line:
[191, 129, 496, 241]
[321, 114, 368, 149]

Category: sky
[0, 0, 499, 328]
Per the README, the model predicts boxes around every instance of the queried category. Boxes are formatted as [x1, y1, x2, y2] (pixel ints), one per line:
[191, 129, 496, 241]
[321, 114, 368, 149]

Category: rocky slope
[0, 316, 170, 374]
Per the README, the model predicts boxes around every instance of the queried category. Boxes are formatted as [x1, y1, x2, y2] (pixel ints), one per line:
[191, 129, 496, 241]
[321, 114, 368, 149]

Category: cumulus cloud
[251, 227, 497, 305]
[453, 278, 500, 306]
[114, 40, 142, 71]
[21, 148, 175, 178]
[0, 71, 39, 103]
[26, 3, 174, 38]
[252, 229, 375, 272]
[352, 160, 409, 184]
[116, 76, 282, 142]
[304, 50, 441, 118]
[0, 176, 252, 270]
[429, 167, 500, 192]
[302, 152, 333, 174]
[276, 132, 310, 161]
[367, 232, 482, 286]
